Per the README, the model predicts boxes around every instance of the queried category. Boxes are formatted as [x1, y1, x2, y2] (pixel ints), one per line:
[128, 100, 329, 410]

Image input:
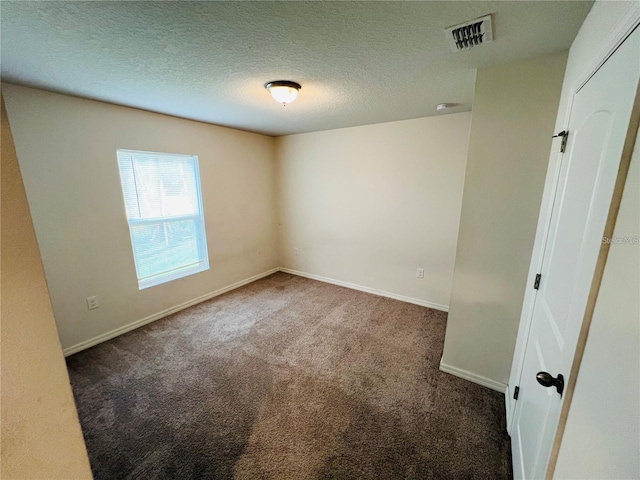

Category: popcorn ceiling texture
[1, 1, 591, 136]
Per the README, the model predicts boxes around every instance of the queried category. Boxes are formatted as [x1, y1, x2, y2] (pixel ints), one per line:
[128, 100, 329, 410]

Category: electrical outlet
[416, 268, 424, 279]
[86, 295, 99, 310]
[294, 247, 299, 256]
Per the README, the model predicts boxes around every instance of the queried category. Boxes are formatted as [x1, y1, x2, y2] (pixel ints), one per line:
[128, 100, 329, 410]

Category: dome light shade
[265, 80, 301, 105]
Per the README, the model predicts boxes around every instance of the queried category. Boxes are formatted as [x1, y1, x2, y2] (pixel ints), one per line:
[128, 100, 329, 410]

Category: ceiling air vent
[445, 14, 493, 52]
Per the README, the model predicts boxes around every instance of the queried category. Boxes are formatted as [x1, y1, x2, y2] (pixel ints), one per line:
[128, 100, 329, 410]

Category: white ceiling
[1, 1, 592, 136]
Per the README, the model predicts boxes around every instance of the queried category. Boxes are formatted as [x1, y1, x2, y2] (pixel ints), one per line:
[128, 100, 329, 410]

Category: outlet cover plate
[86, 296, 99, 310]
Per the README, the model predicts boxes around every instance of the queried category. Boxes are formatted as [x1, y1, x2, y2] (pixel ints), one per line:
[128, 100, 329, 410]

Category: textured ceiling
[1, 1, 592, 136]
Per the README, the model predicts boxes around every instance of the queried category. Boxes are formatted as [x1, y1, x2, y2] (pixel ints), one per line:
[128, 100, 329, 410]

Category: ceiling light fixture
[265, 80, 301, 106]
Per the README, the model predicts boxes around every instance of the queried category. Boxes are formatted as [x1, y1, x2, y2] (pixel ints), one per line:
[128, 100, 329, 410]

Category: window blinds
[117, 150, 209, 289]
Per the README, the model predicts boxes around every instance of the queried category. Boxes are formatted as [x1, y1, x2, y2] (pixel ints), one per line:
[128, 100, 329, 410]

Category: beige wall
[441, 52, 567, 386]
[1, 95, 93, 478]
[276, 113, 472, 309]
[2, 84, 278, 352]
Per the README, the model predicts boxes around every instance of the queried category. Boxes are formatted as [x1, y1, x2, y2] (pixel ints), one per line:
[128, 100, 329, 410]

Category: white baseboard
[64, 266, 449, 357]
[279, 268, 449, 312]
[439, 359, 507, 393]
[63, 268, 280, 356]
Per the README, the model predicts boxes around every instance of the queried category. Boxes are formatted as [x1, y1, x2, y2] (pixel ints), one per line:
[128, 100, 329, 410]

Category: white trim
[63, 268, 280, 356]
[279, 267, 449, 312]
[64, 266, 449, 356]
[439, 359, 507, 393]
[505, 385, 513, 434]
[574, 4, 640, 93]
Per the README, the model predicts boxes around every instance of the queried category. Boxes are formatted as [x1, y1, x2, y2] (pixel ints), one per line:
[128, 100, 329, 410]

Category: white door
[511, 27, 640, 480]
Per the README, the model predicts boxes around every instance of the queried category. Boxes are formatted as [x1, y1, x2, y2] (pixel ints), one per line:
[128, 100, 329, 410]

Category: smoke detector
[445, 14, 493, 52]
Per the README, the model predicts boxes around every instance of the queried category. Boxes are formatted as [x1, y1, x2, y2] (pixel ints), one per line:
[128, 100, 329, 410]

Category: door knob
[536, 371, 565, 396]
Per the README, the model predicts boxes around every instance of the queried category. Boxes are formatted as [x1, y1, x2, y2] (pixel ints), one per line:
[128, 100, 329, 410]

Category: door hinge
[534, 273, 542, 290]
[553, 130, 569, 153]
[513, 386, 520, 400]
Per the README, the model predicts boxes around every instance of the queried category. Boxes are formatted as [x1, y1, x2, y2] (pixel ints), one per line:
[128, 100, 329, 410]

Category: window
[116, 149, 209, 289]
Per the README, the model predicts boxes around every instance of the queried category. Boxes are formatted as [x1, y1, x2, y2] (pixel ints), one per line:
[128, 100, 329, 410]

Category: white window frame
[116, 149, 210, 289]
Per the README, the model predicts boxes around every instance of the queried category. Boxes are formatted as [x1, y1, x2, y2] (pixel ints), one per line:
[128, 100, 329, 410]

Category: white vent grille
[445, 14, 493, 52]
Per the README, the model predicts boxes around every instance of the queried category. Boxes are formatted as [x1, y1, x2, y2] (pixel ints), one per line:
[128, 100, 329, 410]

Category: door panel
[512, 27, 640, 480]
[543, 110, 614, 342]
[544, 112, 614, 333]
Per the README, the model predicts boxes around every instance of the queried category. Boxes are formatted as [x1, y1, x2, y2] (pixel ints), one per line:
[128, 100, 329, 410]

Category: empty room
[2, 1, 639, 479]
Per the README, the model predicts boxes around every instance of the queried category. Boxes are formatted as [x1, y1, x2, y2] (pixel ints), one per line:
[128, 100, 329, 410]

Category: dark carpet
[67, 272, 512, 479]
